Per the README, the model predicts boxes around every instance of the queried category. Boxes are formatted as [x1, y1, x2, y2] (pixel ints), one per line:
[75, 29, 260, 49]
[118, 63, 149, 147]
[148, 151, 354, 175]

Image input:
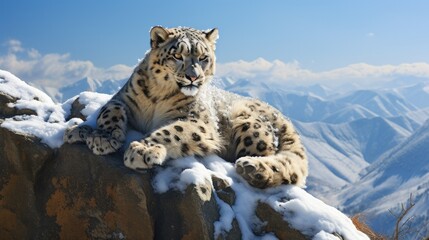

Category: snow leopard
[64, 26, 308, 188]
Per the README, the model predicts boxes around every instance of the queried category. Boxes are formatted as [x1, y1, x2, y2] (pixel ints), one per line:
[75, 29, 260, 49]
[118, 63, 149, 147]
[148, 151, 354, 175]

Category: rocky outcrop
[0, 77, 251, 239]
[0, 124, 53, 240]
[0, 102, 307, 240]
[0, 126, 245, 239]
[0, 72, 367, 240]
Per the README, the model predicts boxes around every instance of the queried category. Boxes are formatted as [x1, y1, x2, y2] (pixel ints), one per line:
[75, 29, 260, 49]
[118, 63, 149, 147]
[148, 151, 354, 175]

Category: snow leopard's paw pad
[64, 125, 93, 143]
[86, 129, 123, 155]
[124, 141, 167, 170]
[235, 156, 292, 189]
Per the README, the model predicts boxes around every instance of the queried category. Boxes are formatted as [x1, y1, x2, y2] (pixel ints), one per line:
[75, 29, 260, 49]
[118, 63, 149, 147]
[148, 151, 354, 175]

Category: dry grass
[351, 214, 386, 240]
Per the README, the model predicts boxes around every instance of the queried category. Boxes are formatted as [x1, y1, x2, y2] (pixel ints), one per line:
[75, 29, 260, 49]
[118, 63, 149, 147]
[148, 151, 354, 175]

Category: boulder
[0, 92, 37, 118]
[66, 97, 86, 121]
[256, 201, 307, 240]
[0, 127, 241, 239]
[0, 123, 315, 239]
[0, 126, 53, 240]
[35, 143, 155, 240]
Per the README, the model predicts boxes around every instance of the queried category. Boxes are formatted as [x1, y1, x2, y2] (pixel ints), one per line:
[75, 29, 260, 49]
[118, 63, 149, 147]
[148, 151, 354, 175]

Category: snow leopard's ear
[150, 26, 169, 49]
[204, 28, 219, 44]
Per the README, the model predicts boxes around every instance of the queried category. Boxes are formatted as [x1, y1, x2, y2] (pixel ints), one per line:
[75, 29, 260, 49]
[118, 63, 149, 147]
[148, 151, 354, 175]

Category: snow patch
[0, 70, 109, 148]
[0, 70, 54, 103]
[264, 187, 368, 239]
[2, 115, 67, 148]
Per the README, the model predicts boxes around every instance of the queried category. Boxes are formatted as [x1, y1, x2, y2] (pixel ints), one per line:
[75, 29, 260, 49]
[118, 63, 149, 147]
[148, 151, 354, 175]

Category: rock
[256, 201, 307, 240]
[0, 125, 360, 239]
[0, 92, 37, 119]
[0, 126, 54, 240]
[154, 181, 218, 239]
[66, 97, 86, 121]
[0, 127, 238, 239]
[211, 175, 230, 191]
[216, 218, 242, 240]
[212, 175, 236, 206]
[35, 143, 155, 239]
[0, 123, 311, 240]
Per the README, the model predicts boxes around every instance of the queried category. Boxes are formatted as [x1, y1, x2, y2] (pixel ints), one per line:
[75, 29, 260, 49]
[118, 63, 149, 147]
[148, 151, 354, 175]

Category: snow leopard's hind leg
[64, 124, 93, 144]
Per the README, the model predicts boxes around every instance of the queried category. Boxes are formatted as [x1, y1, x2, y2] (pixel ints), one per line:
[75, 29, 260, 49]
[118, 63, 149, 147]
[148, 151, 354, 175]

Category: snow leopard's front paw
[64, 125, 93, 143]
[85, 129, 124, 155]
[235, 156, 290, 189]
[124, 141, 167, 170]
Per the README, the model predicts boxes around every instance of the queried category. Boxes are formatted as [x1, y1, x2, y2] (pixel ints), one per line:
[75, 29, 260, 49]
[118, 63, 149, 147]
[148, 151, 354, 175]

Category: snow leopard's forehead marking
[167, 27, 210, 55]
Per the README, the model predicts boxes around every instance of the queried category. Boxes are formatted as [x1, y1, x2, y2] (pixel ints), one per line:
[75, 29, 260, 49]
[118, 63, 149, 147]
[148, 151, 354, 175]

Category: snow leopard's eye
[199, 55, 209, 62]
[173, 53, 183, 61]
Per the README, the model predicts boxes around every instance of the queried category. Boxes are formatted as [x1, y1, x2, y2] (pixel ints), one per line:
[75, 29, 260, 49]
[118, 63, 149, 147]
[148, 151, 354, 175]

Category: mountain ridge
[336, 119, 429, 238]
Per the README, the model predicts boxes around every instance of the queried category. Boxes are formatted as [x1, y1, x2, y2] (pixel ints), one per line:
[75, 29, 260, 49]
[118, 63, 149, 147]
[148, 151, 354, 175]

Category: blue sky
[1, 1, 429, 87]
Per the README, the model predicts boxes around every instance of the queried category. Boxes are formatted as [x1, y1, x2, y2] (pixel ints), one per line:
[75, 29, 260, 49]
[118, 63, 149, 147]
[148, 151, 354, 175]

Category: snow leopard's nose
[185, 74, 199, 82]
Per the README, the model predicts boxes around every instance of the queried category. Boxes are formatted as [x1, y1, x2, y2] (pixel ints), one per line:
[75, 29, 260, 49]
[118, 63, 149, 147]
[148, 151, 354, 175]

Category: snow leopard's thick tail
[230, 99, 308, 188]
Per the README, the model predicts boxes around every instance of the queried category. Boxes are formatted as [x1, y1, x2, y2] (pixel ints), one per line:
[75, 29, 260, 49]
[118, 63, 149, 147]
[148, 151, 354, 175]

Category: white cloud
[216, 59, 429, 86]
[5, 39, 24, 53]
[0, 40, 133, 89]
[216, 58, 314, 81]
[1, 40, 429, 90]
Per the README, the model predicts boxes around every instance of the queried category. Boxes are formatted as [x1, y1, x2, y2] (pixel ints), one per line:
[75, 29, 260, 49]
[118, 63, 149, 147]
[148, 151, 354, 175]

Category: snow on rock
[152, 155, 368, 239]
[0, 70, 54, 103]
[69, 91, 112, 127]
[264, 187, 368, 239]
[0, 70, 368, 239]
[77, 91, 112, 117]
[0, 70, 112, 148]
[1, 70, 70, 147]
[2, 116, 68, 148]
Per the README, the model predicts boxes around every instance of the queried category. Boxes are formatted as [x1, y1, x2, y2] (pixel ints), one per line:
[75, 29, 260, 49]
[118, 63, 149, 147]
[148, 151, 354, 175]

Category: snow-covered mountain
[294, 116, 412, 194]
[293, 84, 336, 99]
[335, 89, 418, 118]
[394, 82, 429, 108]
[41, 77, 127, 102]
[222, 79, 429, 127]
[223, 79, 344, 122]
[336, 119, 429, 239]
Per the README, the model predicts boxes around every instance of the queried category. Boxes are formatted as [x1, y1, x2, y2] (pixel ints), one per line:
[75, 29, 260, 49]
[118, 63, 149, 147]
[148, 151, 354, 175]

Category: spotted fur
[64, 26, 308, 188]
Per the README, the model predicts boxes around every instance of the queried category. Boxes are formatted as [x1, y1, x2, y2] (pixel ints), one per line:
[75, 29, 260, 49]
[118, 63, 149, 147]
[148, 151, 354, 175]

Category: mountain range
[337, 119, 429, 237]
[41, 75, 429, 239]
[40, 77, 127, 102]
